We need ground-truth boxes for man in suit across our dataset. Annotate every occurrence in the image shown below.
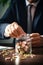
[0,0,43,47]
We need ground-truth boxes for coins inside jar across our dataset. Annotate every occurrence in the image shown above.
[15,34,32,55]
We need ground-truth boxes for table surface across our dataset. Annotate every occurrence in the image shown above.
[0,46,43,65]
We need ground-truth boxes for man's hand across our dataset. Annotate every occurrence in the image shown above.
[4,22,26,38]
[30,33,41,47]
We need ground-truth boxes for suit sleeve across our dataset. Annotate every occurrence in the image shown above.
[0,6,11,39]
[0,23,10,39]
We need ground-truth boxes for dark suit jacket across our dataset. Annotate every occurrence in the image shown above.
[0,0,43,39]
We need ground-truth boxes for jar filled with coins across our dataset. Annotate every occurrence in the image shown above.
[15,34,32,55]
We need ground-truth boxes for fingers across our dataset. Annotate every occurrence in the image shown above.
[4,22,26,38]
[10,25,26,38]
[11,22,18,29]
[30,33,40,37]
[30,33,40,41]
[30,36,40,42]
[16,26,26,37]
[30,33,41,46]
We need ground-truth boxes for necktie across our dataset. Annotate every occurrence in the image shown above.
[27,5,32,34]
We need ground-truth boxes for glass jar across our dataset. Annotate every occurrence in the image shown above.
[15,34,32,55]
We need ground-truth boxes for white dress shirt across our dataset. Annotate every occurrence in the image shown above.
[25,0,40,21]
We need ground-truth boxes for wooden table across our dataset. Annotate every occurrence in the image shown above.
[0,47,43,65]
[19,47,43,65]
